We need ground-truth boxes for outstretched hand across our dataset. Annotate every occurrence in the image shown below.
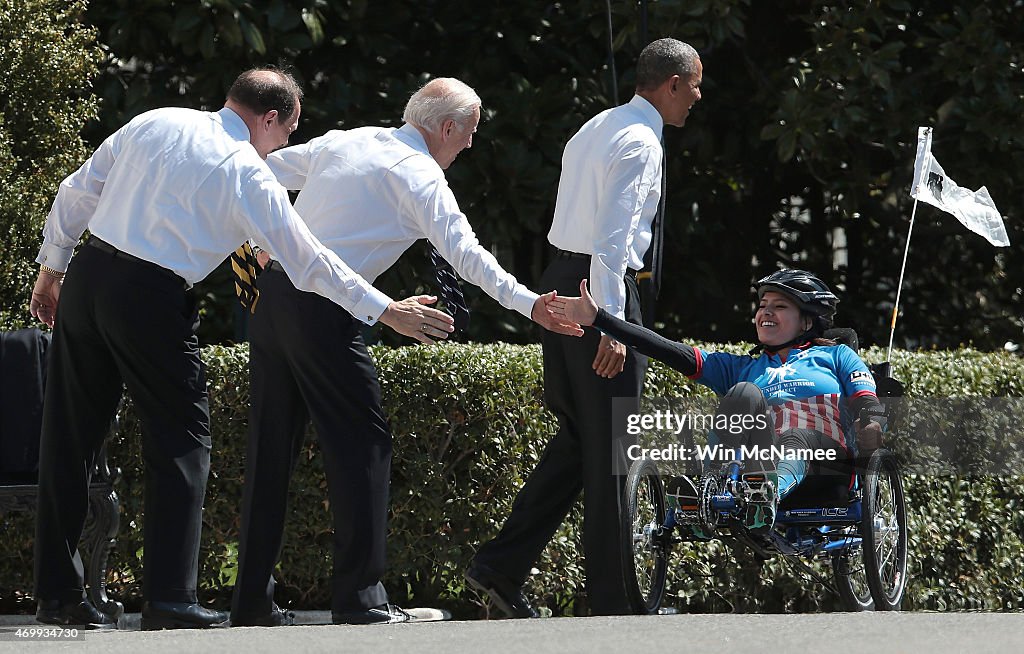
[531,292,584,337]
[547,280,623,378]
[378,295,455,344]
[547,279,600,327]
[30,271,61,328]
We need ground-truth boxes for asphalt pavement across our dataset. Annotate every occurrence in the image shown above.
[2,611,1023,653]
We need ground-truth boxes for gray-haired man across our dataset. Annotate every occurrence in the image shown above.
[230,78,581,626]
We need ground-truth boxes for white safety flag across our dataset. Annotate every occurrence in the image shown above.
[911,126,1009,247]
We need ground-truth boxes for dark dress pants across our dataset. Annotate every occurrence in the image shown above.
[35,243,210,604]
[473,256,647,615]
[231,266,391,619]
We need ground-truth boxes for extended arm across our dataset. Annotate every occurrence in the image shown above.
[593,308,698,375]
[238,170,454,343]
[552,279,698,375]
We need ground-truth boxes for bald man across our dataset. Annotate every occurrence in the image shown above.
[29,68,456,631]
[230,78,581,627]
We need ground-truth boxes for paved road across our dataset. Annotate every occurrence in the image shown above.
[1,611,1021,653]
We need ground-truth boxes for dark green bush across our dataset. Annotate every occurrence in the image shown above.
[0,0,101,329]
[2,342,1024,615]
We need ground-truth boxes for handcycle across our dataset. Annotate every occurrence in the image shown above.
[620,351,908,614]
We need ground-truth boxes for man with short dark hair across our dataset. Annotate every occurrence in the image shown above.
[29,67,454,631]
[467,38,703,617]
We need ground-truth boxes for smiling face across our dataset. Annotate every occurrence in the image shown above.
[666,59,703,127]
[755,290,811,347]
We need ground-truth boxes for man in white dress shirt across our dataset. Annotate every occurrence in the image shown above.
[467,39,703,617]
[28,68,455,631]
[229,78,581,626]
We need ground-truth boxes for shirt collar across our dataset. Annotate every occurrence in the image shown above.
[628,94,664,139]
[763,341,813,363]
[218,107,251,143]
[394,123,432,157]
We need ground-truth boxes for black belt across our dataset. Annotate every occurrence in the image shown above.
[553,249,640,279]
[554,248,590,261]
[86,237,187,287]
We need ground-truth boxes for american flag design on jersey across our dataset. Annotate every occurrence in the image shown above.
[771,393,846,450]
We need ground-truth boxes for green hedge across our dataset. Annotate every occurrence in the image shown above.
[2,342,1024,615]
[0,0,101,330]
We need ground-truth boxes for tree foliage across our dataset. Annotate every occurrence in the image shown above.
[0,0,101,329]
[3,0,1021,349]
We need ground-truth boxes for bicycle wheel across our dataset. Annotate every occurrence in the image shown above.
[832,548,875,611]
[860,449,907,611]
[621,458,670,614]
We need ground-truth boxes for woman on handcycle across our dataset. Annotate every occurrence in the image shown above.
[551,269,883,535]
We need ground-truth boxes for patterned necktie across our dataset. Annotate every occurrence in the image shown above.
[231,242,260,314]
[426,243,470,332]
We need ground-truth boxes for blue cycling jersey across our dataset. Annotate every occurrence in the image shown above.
[692,343,877,451]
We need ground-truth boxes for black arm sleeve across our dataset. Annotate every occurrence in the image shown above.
[592,307,699,376]
[849,392,884,423]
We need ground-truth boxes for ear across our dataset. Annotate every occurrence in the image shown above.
[263,109,279,129]
[442,119,456,139]
[669,74,680,94]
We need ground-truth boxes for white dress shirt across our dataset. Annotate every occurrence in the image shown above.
[547,94,664,319]
[266,123,538,320]
[37,107,391,324]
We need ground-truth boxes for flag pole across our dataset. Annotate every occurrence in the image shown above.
[887,197,920,362]
[888,126,935,363]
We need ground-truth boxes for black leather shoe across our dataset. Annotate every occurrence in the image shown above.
[36,599,117,630]
[231,603,296,627]
[141,601,229,630]
[466,562,539,619]
[332,604,411,625]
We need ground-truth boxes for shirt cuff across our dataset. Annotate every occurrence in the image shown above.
[601,304,626,321]
[350,286,393,326]
[511,286,540,320]
[36,243,74,272]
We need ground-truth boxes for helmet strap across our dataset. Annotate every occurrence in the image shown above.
[749,313,823,357]
[750,328,818,357]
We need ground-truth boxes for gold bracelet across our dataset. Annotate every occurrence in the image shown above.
[40,264,65,279]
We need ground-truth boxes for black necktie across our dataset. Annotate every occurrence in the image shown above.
[231,242,260,314]
[643,142,667,298]
[426,243,470,332]
[640,142,666,327]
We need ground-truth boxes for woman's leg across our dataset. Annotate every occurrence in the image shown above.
[776,429,843,500]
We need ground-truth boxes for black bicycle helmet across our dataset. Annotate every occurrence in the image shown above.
[755,269,839,325]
